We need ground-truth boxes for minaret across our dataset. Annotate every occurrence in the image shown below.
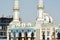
[36,0,44,40]
[37,0,44,21]
[13,0,20,21]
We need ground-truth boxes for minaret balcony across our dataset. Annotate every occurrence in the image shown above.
[13,6,19,11]
[37,5,44,9]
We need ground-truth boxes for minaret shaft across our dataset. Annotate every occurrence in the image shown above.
[38,9,43,20]
[37,0,44,21]
[13,0,19,21]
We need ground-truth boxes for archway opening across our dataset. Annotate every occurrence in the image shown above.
[56,29,60,39]
[57,32,60,39]
[42,31,45,40]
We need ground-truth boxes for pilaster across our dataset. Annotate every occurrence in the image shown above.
[36,29,40,40]
[7,29,11,40]
[40,28,42,40]
[50,28,52,40]
[45,29,47,40]
[7,31,9,40]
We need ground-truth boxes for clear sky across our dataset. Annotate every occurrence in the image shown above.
[0,0,60,24]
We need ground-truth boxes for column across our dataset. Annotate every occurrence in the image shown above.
[45,29,47,40]
[50,28,52,40]
[7,31,9,40]
[40,28,42,40]
[9,32,11,40]
[54,28,56,40]
[16,32,18,40]
[36,29,40,40]
[7,30,11,40]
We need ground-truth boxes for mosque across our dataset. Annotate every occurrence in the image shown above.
[0,0,60,40]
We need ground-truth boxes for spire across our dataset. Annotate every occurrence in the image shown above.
[38,0,44,9]
[37,0,44,21]
[13,0,20,21]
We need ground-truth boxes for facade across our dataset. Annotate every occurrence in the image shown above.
[0,17,13,39]
[0,0,60,40]
[0,17,21,39]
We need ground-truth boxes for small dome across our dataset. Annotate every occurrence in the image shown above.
[44,16,49,23]
[22,22,26,27]
[9,20,21,28]
[43,12,53,23]
[43,12,48,16]
[27,22,32,27]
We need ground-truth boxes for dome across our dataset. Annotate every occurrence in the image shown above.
[44,16,49,23]
[43,12,53,23]
[43,12,49,23]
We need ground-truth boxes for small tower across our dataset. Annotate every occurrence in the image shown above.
[13,0,20,21]
[7,0,21,40]
[9,0,21,27]
[37,0,44,21]
[36,0,44,27]
[36,0,44,40]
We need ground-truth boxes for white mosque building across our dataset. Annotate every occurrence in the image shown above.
[7,0,60,40]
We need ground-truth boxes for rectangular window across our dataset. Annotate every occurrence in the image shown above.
[3,32,7,36]
[2,26,6,30]
[0,32,3,36]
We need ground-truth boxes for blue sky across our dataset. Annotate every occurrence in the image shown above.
[0,0,60,24]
